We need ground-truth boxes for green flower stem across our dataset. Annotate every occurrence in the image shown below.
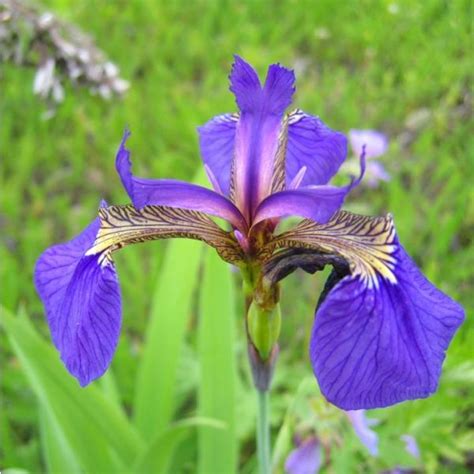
[256,388,271,474]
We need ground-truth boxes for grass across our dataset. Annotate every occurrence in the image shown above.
[1,0,472,472]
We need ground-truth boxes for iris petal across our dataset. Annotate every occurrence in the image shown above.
[230,56,295,218]
[310,242,464,409]
[34,212,121,386]
[252,185,351,226]
[270,211,464,409]
[286,110,348,187]
[253,156,365,226]
[285,437,322,474]
[198,113,238,195]
[115,130,248,232]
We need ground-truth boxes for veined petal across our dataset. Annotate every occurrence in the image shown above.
[252,185,350,227]
[86,204,244,264]
[116,130,248,232]
[253,154,365,227]
[230,56,295,219]
[271,211,464,409]
[286,110,347,187]
[198,113,238,195]
[34,210,122,386]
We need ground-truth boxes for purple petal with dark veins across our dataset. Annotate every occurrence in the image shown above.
[34,210,121,386]
[310,242,465,410]
[116,130,248,232]
[230,56,295,219]
[286,110,347,187]
[253,148,365,226]
[198,113,238,195]
[253,184,351,226]
[285,437,322,474]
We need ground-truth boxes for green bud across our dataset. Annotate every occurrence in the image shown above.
[247,301,281,360]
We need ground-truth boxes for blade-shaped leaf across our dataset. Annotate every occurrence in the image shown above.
[39,405,81,474]
[0,307,142,472]
[133,239,203,437]
[197,249,238,474]
[133,418,224,474]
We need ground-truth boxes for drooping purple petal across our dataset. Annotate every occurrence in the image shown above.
[346,410,379,456]
[286,110,347,187]
[230,56,295,219]
[198,113,238,195]
[310,241,465,409]
[253,153,365,226]
[365,160,391,187]
[285,437,322,474]
[115,130,248,232]
[34,211,121,386]
[349,129,388,160]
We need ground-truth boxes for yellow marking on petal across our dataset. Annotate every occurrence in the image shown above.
[85,205,244,264]
[266,211,398,287]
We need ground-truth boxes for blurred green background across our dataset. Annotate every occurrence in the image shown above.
[1,0,472,472]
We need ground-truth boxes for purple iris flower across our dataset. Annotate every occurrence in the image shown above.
[348,129,390,187]
[345,410,379,456]
[285,437,322,474]
[35,56,464,410]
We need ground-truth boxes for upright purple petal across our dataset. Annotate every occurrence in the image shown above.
[116,130,248,232]
[310,241,465,409]
[34,211,121,386]
[286,110,347,187]
[230,56,295,219]
[198,113,238,195]
[346,410,379,456]
[349,129,388,160]
[285,437,321,474]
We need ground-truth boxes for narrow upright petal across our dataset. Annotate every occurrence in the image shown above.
[349,129,388,160]
[34,209,121,386]
[230,56,295,219]
[116,130,248,232]
[272,211,465,409]
[285,437,322,474]
[400,434,420,459]
[286,110,347,187]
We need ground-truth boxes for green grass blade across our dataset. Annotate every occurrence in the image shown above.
[133,417,224,474]
[39,405,81,474]
[0,306,142,472]
[133,239,203,438]
[197,249,238,474]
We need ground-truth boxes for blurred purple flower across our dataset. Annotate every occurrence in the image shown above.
[348,129,390,187]
[346,410,379,456]
[349,129,388,159]
[285,437,322,474]
[400,434,420,459]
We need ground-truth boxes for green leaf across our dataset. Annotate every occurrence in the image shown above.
[39,405,81,474]
[0,307,142,472]
[133,417,224,474]
[133,239,203,438]
[197,249,238,474]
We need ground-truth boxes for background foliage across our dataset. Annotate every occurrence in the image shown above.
[1,0,472,472]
